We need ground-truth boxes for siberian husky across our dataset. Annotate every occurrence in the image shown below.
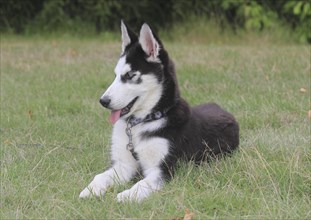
[80,21,239,202]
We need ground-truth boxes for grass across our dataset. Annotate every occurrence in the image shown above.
[1,33,310,219]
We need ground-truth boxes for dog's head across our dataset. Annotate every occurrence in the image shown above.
[100,21,166,124]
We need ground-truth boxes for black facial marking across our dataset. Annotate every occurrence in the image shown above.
[121,71,136,82]
[121,71,142,84]
[124,43,163,83]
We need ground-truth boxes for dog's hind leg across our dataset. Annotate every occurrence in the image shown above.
[79,162,138,198]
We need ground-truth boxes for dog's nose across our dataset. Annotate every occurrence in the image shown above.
[99,96,111,108]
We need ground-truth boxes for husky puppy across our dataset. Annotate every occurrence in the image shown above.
[80,21,239,202]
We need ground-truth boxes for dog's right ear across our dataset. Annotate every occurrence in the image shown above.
[121,20,137,53]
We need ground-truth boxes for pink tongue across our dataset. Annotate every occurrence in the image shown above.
[109,110,122,124]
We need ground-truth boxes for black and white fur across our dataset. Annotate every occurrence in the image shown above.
[79,21,239,202]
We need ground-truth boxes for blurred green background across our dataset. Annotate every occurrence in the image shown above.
[1,0,310,43]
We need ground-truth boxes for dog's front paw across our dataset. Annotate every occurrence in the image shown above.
[79,175,107,198]
[117,189,132,202]
[79,187,92,198]
[117,189,142,203]
[117,185,148,203]
[79,184,105,198]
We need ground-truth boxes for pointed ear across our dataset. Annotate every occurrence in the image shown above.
[139,23,160,59]
[120,20,138,53]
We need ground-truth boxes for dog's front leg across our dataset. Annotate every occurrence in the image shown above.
[117,167,164,203]
[116,137,170,202]
[79,162,137,198]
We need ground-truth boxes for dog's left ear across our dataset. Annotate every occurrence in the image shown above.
[139,23,160,60]
[121,20,138,53]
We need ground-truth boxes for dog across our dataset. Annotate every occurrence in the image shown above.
[79,21,239,202]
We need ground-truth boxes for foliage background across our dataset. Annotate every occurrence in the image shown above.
[1,0,310,43]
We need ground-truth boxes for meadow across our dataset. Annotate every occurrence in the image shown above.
[1,33,310,219]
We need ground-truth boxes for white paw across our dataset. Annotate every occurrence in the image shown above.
[79,187,92,198]
[117,189,133,202]
[117,189,143,203]
[79,184,105,198]
[116,183,151,203]
[79,175,107,198]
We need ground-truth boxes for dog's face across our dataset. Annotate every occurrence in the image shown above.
[100,21,164,124]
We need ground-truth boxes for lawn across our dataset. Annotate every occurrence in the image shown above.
[1,35,310,219]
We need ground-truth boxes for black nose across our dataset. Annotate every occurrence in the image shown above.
[99,96,111,108]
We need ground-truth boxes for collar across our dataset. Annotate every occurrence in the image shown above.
[126,98,179,128]
[126,109,168,128]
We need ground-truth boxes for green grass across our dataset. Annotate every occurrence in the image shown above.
[1,35,310,219]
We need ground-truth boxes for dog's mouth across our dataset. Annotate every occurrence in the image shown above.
[109,97,138,124]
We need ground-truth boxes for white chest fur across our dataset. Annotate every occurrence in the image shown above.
[110,119,170,173]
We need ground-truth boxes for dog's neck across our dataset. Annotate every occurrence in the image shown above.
[126,107,172,128]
